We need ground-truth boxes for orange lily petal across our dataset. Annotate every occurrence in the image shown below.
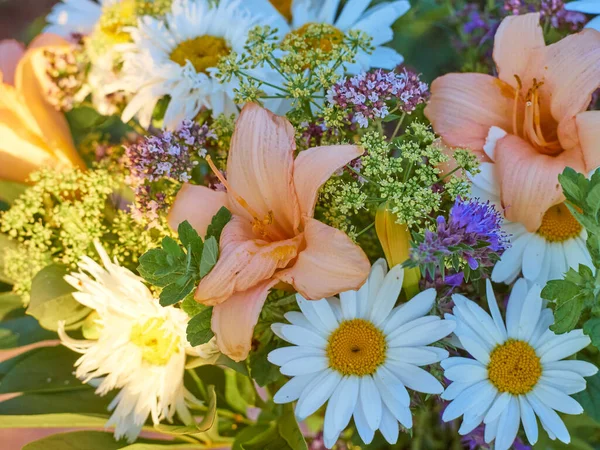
[227,103,300,236]
[14,39,84,169]
[0,40,25,85]
[275,218,370,300]
[195,216,302,305]
[211,279,278,362]
[168,184,229,237]
[293,144,364,218]
[534,29,600,124]
[495,134,586,231]
[575,111,600,173]
[493,13,544,90]
[424,73,514,152]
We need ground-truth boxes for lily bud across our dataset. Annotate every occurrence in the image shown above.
[375,202,420,298]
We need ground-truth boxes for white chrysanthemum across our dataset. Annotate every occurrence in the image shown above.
[565,1,600,31]
[442,279,598,450]
[45,0,108,37]
[269,260,455,449]
[59,242,219,442]
[109,0,273,129]
[245,0,409,73]
[471,127,592,286]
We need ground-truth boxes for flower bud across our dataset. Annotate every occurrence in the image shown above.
[375,202,420,298]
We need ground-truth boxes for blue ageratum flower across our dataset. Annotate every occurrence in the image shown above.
[409,198,510,280]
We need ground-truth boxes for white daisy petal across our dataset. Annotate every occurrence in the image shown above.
[279,324,328,349]
[267,345,325,366]
[387,361,444,394]
[494,396,520,450]
[517,284,542,341]
[526,393,571,444]
[486,279,508,339]
[458,335,491,365]
[280,356,329,376]
[388,319,455,347]
[531,384,584,415]
[379,403,400,444]
[441,381,475,401]
[505,278,528,337]
[373,366,410,406]
[388,346,448,366]
[359,375,382,431]
[484,415,500,444]
[283,311,324,336]
[440,356,480,370]
[369,263,404,326]
[539,333,591,363]
[297,296,337,334]
[529,309,554,348]
[386,316,440,343]
[519,396,538,445]
[483,392,511,424]
[273,372,321,404]
[522,235,546,281]
[339,290,358,320]
[334,0,371,29]
[543,360,599,377]
[383,288,436,334]
[296,369,342,420]
[444,363,488,383]
[492,234,533,283]
[353,401,375,444]
[540,372,587,395]
[442,380,489,422]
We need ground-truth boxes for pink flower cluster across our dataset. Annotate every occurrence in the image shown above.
[327,69,429,128]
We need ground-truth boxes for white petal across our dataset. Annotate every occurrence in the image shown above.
[444,363,488,383]
[529,309,554,348]
[279,324,328,349]
[280,356,329,376]
[492,234,533,283]
[387,346,448,366]
[539,333,591,363]
[486,279,508,339]
[368,46,404,69]
[494,396,520,450]
[388,361,444,394]
[522,235,546,281]
[379,403,400,443]
[441,381,474,401]
[526,393,571,444]
[297,296,337,334]
[295,370,342,420]
[484,392,511,424]
[388,319,455,347]
[452,294,499,348]
[268,345,324,366]
[373,365,410,406]
[485,415,500,443]
[386,316,439,343]
[369,263,404,326]
[340,290,357,320]
[353,399,375,444]
[459,335,491,365]
[359,375,382,431]
[383,288,436,334]
[543,360,599,377]
[516,284,543,341]
[519,396,538,445]
[442,380,489,422]
[330,376,360,433]
[441,356,480,370]
[283,311,324,336]
[334,0,371,29]
[273,372,321,404]
[540,372,587,395]
[505,278,528,338]
[531,384,584,415]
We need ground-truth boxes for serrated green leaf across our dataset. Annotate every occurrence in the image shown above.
[587,184,600,220]
[559,167,588,206]
[575,372,600,422]
[541,279,579,302]
[137,248,184,287]
[583,318,600,349]
[178,220,203,260]
[200,236,219,278]
[181,293,205,317]
[159,275,195,306]
[187,306,214,346]
[551,293,586,334]
[27,264,90,331]
[278,403,308,450]
[206,207,232,242]
[162,236,184,258]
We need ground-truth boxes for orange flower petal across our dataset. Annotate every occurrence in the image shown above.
[293,144,364,218]
[211,279,278,362]
[227,103,300,236]
[0,39,25,85]
[167,184,229,237]
[492,13,544,90]
[275,218,370,300]
[195,216,302,305]
[575,111,600,172]
[495,134,586,231]
[424,73,513,152]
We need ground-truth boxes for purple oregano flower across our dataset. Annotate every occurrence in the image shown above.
[410,197,510,275]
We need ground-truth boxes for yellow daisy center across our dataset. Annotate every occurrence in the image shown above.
[289,23,344,53]
[270,0,293,22]
[170,36,231,74]
[326,319,387,376]
[537,203,582,242]
[488,339,542,395]
[130,317,180,366]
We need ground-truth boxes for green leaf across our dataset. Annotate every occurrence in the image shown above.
[137,248,184,287]
[0,315,55,347]
[575,372,600,422]
[225,370,256,413]
[382,113,401,122]
[278,403,308,450]
[0,389,114,415]
[0,328,18,349]
[0,292,24,320]
[0,346,85,395]
[23,431,123,450]
[250,339,283,387]
[159,275,195,307]
[0,413,107,428]
[181,293,205,317]
[559,167,588,206]
[551,293,586,334]
[541,279,580,302]
[187,306,214,346]
[162,236,184,258]
[199,236,219,278]
[27,264,90,331]
[206,207,232,242]
[238,423,287,450]
[178,220,203,261]
[583,318,600,349]
[587,184,600,220]
[197,385,218,431]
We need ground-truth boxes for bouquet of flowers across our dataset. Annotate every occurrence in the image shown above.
[1,0,600,449]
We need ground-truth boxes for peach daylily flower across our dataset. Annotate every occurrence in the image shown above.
[0,34,84,183]
[425,13,600,232]
[169,103,370,361]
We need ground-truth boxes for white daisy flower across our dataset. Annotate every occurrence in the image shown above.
[269,260,455,448]
[471,126,592,286]
[442,279,598,450]
[245,0,410,73]
[45,0,108,38]
[59,241,219,442]
[565,0,600,31]
[110,0,274,129]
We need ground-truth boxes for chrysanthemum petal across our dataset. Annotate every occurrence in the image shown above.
[519,396,539,446]
[531,384,584,415]
[383,288,436,334]
[296,369,342,420]
[494,396,520,450]
[273,372,321,404]
[526,393,571,444]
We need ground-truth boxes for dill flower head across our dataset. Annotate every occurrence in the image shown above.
[411,197,510,271]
